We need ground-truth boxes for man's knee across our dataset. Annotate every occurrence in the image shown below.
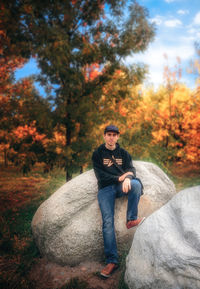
[130,179,142,194]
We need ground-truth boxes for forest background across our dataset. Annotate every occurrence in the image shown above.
[0,0,200,288]
[1,0,200,178]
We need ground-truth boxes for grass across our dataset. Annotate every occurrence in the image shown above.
[0,161,199,289]
[117,248,130,289]
[0,164,66,289]
[169,162,200,192]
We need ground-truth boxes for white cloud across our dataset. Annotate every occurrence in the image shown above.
[180,35,196,43]
[177,9,189,15]
[150,15,163,25]
[164,19,182,27]
[187,26,200,40]
[193,11,200,25]
[124,39,195,88]
[187,19,200,40]
[123,2,197,88]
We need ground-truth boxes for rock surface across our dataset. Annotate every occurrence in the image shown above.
[125,186,200,289]
[31,161,176,266]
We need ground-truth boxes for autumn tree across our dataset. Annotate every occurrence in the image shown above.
[103,53,200,166]
[0,16,24,166]
[0,9,54,170]
[0,69,53,171]
[0,56,24,166]
[131,78,200,165]
[2,0,155,179]
[91,67,147,150]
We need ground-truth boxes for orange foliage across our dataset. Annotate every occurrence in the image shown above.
[13,124,46,142]
[140,83,200,163]
[84,63,101,82]
[71,0,77,5]
[0,22,47,167]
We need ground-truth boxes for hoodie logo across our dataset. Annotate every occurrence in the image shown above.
[103,156,122,167]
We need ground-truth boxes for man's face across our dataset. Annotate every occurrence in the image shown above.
[104,131,119,149]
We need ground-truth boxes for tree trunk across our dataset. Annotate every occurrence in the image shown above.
[65,107,72,181]
[66,170,72,182]
[4,148,8,167]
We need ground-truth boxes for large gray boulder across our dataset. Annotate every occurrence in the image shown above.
[125,186,200,289]
[31,161,176,266]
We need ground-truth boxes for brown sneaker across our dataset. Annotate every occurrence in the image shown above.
[126,217,145,229]
[100,263,118,278]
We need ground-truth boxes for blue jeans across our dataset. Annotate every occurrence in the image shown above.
[97,179,142,264]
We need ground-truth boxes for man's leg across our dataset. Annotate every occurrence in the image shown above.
[116,179,144,228]
[97,185,118,265]
[126,179,142,222]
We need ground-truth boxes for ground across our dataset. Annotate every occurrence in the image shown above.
[29,258,122,289]
[0,162,199,289]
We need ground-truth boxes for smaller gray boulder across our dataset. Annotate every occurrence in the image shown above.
[125,186,200,289]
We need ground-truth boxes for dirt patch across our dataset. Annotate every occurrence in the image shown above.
[0,167,48,212]
[29,258,123,289]
[170,162,200,178]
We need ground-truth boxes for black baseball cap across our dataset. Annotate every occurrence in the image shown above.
[104,125,120,134]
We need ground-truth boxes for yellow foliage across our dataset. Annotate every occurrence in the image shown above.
[53,131,66,146]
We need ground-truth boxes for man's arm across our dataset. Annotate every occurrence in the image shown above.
[92,151,119,183]
[120,150,137,193]
[118,172,134,182]
[123,150,136,177]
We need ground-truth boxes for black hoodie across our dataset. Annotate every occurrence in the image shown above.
[92,143,136,190]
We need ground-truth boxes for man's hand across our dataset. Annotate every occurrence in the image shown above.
[118,171,134,182]
[122,178,131,193]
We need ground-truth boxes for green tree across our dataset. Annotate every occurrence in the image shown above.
[2,0,155,179]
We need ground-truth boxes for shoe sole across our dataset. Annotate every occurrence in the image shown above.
[100,266,118,278]
[138,217,146,227]
[127,217,146,229]
[100,273,110,278]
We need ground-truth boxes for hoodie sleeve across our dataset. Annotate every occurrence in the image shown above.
[92,150,119,184]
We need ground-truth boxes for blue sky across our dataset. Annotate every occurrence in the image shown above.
[125,0,200,88]
[15,0,200,92]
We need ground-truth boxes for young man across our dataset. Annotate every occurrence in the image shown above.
[92,125,144,278]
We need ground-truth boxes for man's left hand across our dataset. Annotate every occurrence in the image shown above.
[122,178,131,193]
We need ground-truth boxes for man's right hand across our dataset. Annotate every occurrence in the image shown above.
[122,177,131,193]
